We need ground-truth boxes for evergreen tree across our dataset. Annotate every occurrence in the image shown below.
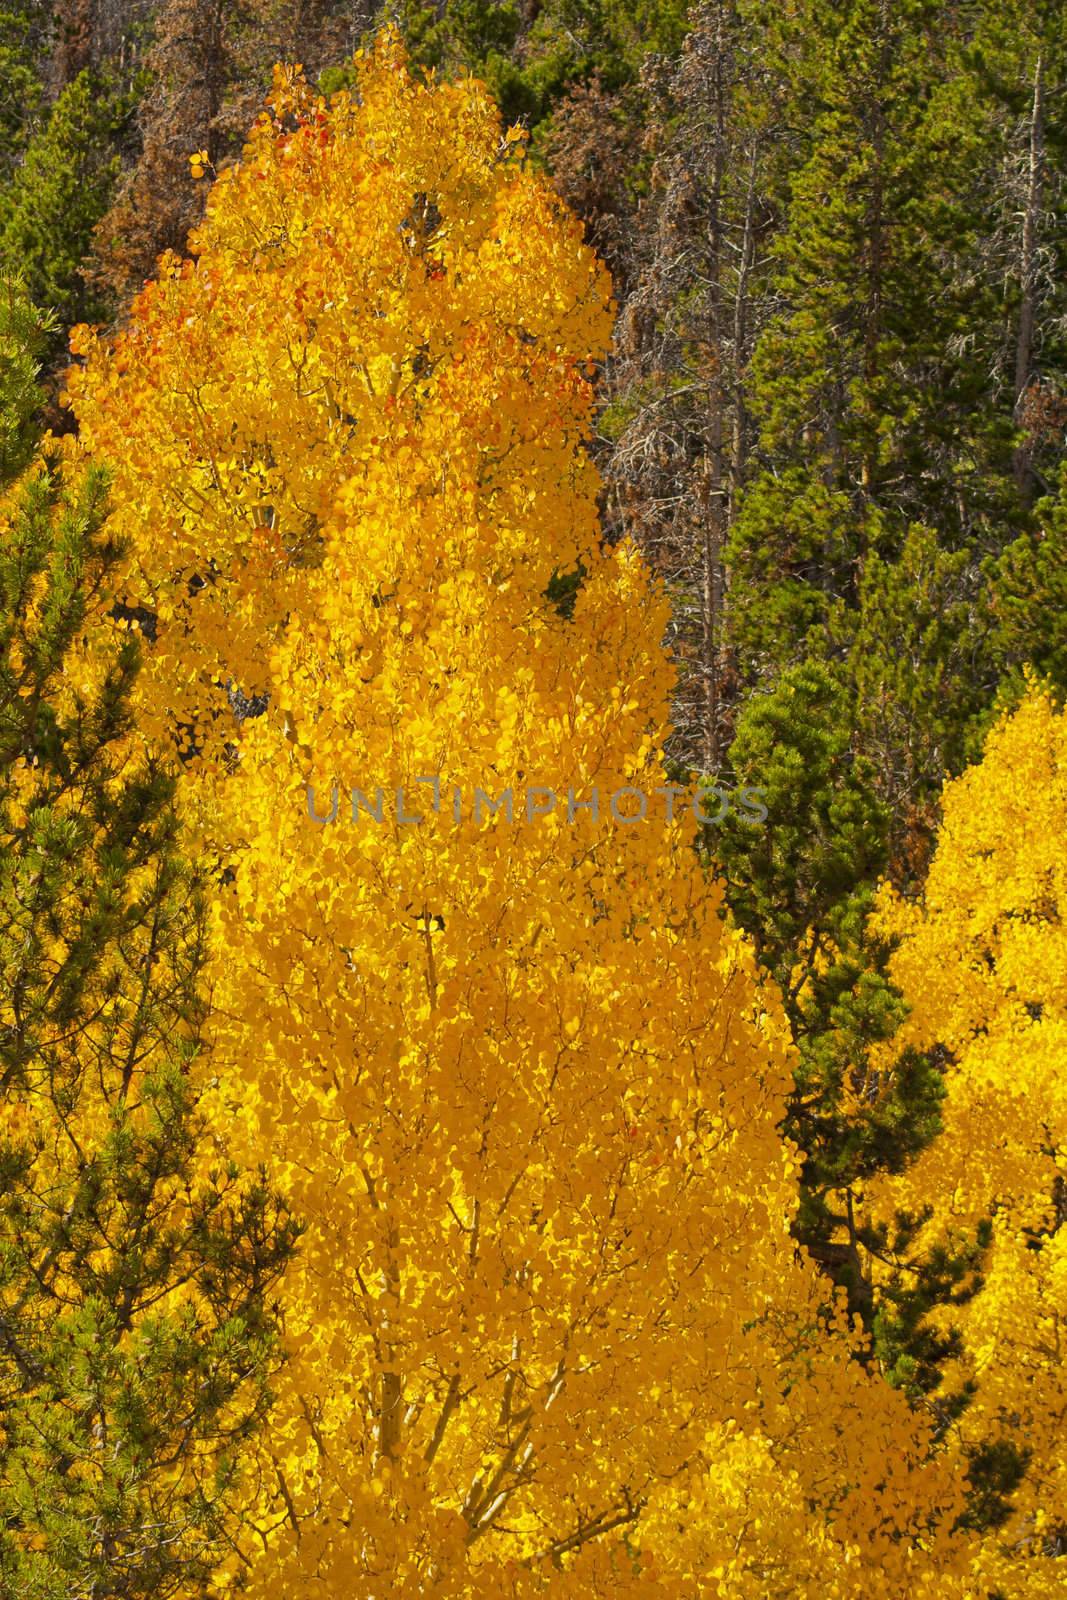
[851,526,996,878]
[0,283,297,1596]
[725,1,1015,694]
[958,0,1067,507]
[0,68,129,335]
[656,0,1067,1356]
[0,1,45,183]
[0,278,53,482]
[387,0,689,134]
[988,461,1067,705]
[717,0,1067,844]
[710,661,946,1318]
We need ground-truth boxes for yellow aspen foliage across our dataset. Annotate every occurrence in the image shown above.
[65,31,977,1597]
[867,685,1067,1596]
[0,447,297,1590]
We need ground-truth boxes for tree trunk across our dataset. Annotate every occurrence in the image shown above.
[1013,52,1044,498]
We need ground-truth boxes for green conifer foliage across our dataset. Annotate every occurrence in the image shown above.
[710,662,944,1313]
[988,465,1067,704]
[0,69,128,336]
[0,1,44,184]
[388,0,689,132]
[0,295,297,1598]
[725,0,1014,689]
[0,278,53,482]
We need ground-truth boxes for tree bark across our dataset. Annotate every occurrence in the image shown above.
[1013,52,1045,498]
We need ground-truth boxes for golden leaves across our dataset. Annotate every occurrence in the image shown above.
[67,28,980,1600]
[865,686,1067,1579]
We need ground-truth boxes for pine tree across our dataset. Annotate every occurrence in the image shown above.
[988,463,1067,704]
[649,0,1061,1362]
[0,1,45,183]
[0,278,53,481]
[717,0,1067,843]
[0,278,297,1596]
[0,67,129,336]
[850,526,996,876]
[710,661,946,1320]
[389,0,690,135]
[725,1,1014,696]
[956,0,1067,508]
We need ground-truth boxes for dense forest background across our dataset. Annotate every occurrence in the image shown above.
[1,0,1066,1577]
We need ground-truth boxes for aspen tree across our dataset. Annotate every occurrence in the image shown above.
[65,35,974,1596]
